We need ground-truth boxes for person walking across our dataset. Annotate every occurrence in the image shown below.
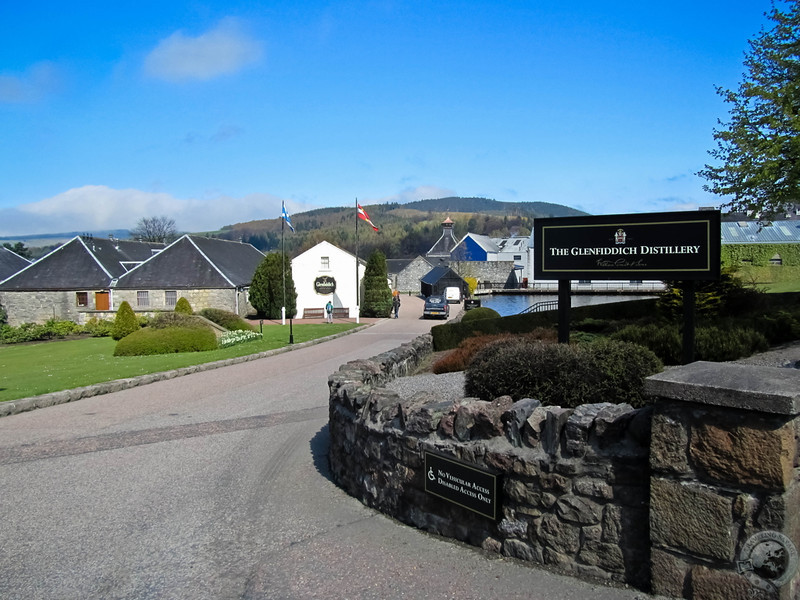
[392,294,401,319]
[325,300,334,323]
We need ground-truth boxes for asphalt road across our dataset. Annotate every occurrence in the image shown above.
[0,297,653,600]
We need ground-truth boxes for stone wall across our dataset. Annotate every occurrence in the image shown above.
[646,362,800,600]
[328,335,652,588]
[451,260,517,287]
[328,338,800,599]
[1,290,82,326]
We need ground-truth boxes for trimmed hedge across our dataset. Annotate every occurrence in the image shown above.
[174,297,193,315]
[460,307,501,323]
[199,308,253,331]
[465,338,662,408]
[0,319,80,344]
[113,326,218,356]
[149,312,208,329]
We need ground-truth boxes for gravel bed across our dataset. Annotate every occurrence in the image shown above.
[385,371,467,403]
[728,340,800,369]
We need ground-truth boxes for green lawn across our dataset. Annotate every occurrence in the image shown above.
[0,323,358,403]
[763,280,800,293]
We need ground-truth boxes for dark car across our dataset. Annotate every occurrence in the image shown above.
[422,295,450,319]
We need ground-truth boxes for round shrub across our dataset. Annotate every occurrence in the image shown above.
[113,326,217,356]
[199,308,253,331]
[460,307,501,323]
[465,338,662,408]
[111,301,140,341]
[174,297,193,315]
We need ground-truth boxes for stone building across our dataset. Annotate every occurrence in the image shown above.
[113,235,264,317]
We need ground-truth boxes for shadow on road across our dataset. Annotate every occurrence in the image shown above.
[309,424,334,482]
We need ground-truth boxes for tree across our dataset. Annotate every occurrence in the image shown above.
[111,301,140,340]
[3,241,32,259]
[249,252,297,319]
[130,216,178,243]
[699,1,800,218]
[360,249,392,318]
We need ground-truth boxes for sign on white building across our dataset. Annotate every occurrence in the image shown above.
[292,240,365,318]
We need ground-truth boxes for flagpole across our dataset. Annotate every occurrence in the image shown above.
[355,198,360,324]
[281,209,286,326]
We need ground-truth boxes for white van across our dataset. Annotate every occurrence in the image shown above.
[444,286,461,304]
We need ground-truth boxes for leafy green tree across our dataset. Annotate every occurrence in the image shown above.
[174,297,193,315]
[699,2,800,218]
[111,301,140,340]
[3,241,32,259]
[360,249,392,317]
[250,252,297,319]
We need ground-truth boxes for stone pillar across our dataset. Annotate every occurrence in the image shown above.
[645,362,800,600]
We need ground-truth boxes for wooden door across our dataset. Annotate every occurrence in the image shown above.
[95,291,110,310]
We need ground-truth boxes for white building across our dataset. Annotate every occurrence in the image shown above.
[292,240,365,318]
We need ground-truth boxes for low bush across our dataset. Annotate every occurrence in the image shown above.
[460,307,501,323]
[695,326,768,361]
[111,301,140,340]
[199,308,253,331]
[465,338,662,408]
[113,326,217,356]
[0,319,80,344]
[432,329,556,374]
[612,323,682,365]
[82,317,114,337]
[149,312,208,329]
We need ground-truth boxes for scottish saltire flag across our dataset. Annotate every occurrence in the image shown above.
[357,203,379,231]
[281,201,295,232]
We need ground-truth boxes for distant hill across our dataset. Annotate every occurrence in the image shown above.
[214,197,588,258]
[402,197,587,218]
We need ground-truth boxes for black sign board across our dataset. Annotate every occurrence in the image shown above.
[314,275,336,295]
[533,210,721,281]
[424,451,500,520]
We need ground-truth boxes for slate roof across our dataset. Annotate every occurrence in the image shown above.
[0,247,30,283]
[115,235,264,289]
[386,258,417,275]
[426,220,459,258]
[721,221,800,244]
[420,265,464,285]
[0,236,164,291]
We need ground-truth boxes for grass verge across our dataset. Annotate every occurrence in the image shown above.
[0,323,358,403]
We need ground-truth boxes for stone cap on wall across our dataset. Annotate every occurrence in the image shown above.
[645,361,800,416]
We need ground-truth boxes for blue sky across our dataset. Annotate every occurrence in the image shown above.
[0,1,772,236]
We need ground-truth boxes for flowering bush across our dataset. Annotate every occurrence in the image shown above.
[219,330,262,348]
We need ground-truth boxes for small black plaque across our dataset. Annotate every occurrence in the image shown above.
[424,451,500,520]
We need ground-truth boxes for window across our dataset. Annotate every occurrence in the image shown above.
[165,290,177,307]
[76,292,88,307]
[513,255,522,261]
[137,291,150,307]
[321,256,330,270]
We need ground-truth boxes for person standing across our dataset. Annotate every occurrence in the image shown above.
[392,294,401,319]
[325,300,334,323]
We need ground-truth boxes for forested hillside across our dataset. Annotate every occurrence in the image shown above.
[212,197,587,258]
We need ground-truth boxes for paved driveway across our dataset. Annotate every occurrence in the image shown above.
[0,296,651,599]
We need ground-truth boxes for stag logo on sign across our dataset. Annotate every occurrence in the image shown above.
[737,530,798,597]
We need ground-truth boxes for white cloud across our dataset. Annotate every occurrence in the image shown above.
[0,185,294,236]
[144,18,263,82]
[0,61,62,103]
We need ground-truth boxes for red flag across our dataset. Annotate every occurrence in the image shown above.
[357,204,379,231]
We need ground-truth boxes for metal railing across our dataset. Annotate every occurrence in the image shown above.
[518,300,559,314]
